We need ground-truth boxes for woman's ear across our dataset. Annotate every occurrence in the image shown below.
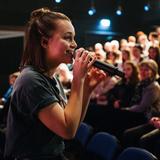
[41,37,48,48]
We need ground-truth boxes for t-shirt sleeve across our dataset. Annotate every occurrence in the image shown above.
[13,72,60,117]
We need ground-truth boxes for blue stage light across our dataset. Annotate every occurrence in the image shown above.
[55,0,62,3]
[100,19,111,28]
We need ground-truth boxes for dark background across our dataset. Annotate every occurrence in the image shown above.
[0,0,160,95]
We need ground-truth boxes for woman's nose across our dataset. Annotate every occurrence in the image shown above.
[71,40,77,49]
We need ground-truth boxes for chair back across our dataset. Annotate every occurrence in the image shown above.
[117,147,158,160]
[75,122,93,146]
[86,132,120,160]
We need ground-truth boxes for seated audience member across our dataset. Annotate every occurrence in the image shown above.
[118,49,131,71]
[0,72,20,127]
[91,73,119,106]
[55,63,73,98]
[155,26,160,42]
[106,51,120,67]
[107,59,160,138]
[90,49,119,106]
[104,41,112,54]
[119,39,128,51]
[140,117,160,158]
[123,116,160,159]
[0,72,20,105]
[128,35,136,42]
[125,59,160,120]
[94,42,106,62]
[131,44,144,64]
[137,33,150,57]
[107,61,139,109]
[148,32,159,47]
[148,46,160,76]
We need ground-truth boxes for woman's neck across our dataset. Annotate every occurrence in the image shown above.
[44,67,57,78]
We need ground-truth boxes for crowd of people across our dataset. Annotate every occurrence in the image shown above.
[0,7,160,160]
[54,26,160,158]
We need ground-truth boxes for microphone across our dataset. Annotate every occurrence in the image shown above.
[92,59,124,77]
[66,50,124,77]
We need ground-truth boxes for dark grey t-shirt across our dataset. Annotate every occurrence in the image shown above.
[4,66,67,158]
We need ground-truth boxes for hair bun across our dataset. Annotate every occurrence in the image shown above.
[31,7,51,19]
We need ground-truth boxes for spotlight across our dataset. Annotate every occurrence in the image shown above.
[144,4,150,11]
[55,0,62,3]
[116,6,122,16]
[88,0,96,16]
[100,19,111,29]
[88,7,96,16]
[116,10,122,16]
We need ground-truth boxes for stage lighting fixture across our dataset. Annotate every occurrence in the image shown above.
[144,4,150,11]
[100,19,111,28]
[88,7,96,16]
[55,0,62,3]
[116,6,122,16]
[88,0,96,16]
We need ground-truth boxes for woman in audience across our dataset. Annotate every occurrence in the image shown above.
[107,61,139,109]
[125,59,160,119]
[148,46,160,76]
[140,116,160,158]
[131,44,144,64]
[123,60,160,151]
[107,59,160,139]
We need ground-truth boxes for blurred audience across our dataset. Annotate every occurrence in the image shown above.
[107,61,139,109]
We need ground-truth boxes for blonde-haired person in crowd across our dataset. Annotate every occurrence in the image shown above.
[4,8,106,160]
[104,41,112,53]
[148,32,159,47]
[125,59,160,119]
[128,35,136,49]
[137,33,150,58]
[119,39,128,51]
[123,60,160,158]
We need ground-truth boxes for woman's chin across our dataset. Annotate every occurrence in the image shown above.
[64,57,73,64]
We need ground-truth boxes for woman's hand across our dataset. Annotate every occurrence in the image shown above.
[84,67,106,93]
[72,48,93,83]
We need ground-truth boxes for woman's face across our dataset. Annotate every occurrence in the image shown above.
[149,48,157,59]
[122,51,129,61]
[46,20,77,67]
[123,64,133,79]
[139,65,153,81]
[132,47,141,58]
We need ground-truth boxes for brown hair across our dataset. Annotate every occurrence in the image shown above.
[124,61,139,85]
[139,59,159,80]
[20,8,71,72]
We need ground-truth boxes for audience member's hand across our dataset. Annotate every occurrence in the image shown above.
[113,100,120,109]
[149,117,160,129]
[153,120,160,129]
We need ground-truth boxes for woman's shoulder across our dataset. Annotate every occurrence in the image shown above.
[145,81,160,92]
[15,66,47,89]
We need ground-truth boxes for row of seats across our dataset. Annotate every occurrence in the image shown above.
[71,122,158,160]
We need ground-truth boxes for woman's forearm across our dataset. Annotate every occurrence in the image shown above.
[64,78,85,136]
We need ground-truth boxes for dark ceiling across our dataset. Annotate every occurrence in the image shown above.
[0,0,160,44]
[0,0,160,94]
